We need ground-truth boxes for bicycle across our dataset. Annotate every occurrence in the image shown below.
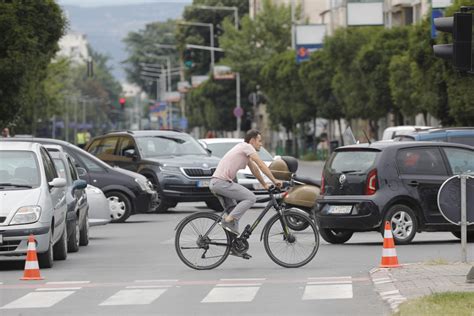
[174,184,320,270]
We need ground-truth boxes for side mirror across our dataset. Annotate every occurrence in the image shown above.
[76,167,87,177]
[49,177,67,188]
[72,179,88,191]
[124,148,137,159]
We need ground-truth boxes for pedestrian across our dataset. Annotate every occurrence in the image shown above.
[1,127,11,138]
[209,129,282,258]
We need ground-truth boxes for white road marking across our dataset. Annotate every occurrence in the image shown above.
[202,287,260,303]
[134,279,178,283]
[307,276,352,281]
[219,278,266,281]
[1,291,74,309]
[302,284,353,300]
[46,281,90,284]
[36,287,82,291]
[307,280,352,285]
[126,285,172,289]
[99,289,166,306]
[216,283,262,287]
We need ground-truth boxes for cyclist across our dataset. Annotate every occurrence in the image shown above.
[210,129,282,238]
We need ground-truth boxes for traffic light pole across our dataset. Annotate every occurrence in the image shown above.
[178,21,215,72]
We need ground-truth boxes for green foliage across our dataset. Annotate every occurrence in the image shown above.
[0,0,66,128]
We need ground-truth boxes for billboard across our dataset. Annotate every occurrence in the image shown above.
[213,65,235,80]
[347,1,383,26]
[295,24,326,63]
[164,92,181,103]
[177,81,191,93]
[191,75,208,88]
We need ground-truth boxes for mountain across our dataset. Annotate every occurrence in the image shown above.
[61,2,188,81]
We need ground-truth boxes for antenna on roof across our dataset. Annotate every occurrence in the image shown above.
[362,130,372,145]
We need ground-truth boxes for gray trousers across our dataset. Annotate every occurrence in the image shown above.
[209,178,257,220]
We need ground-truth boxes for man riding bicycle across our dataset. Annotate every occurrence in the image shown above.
[210,130,283,238]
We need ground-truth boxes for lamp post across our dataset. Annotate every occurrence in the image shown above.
[178,21,215,72]
[190,5,239,30]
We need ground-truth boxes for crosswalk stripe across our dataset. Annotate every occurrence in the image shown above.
[99,289,167,306]
[1,291,75,309]
[36,287,82,291]
[302,284,353,300]
[202,287,260,303]
[46,281,90,285]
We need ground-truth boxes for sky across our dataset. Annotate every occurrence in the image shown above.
[57,0,191,7]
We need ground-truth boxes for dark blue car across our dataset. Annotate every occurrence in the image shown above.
[395,127,474,147]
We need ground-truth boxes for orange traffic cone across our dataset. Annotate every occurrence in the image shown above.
[380,221,401,268]
[21,234,43,280]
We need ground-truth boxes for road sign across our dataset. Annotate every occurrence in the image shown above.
[437,175,474,225]
[233,107,243,118]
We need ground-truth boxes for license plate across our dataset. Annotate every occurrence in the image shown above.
[328,205,352,214]
[196,180,210,188]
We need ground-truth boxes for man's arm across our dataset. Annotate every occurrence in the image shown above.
[249,153,282,187]
[248,160,267,188]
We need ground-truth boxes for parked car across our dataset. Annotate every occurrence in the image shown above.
[394,127,474,147]
[2,137,158,223]
[381,126,433,140]
[0,142,69,268]
[315,141,474,244]
[199,138,276,202]
[85,130,221,212]
[85,185,111,227]
[46,146,89,253]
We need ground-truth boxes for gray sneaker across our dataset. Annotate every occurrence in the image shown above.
[219,220,239,235]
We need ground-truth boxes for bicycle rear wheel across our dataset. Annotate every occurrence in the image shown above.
[263,210,319,268]
[175,212,231,270]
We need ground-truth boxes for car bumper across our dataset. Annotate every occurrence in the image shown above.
[315,196,381,231]
[0,224,50,256]
[134,190,159,213]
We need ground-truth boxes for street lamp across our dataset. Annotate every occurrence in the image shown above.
[177,21,215,71]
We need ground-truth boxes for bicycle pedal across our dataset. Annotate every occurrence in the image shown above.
[241,253,252,260]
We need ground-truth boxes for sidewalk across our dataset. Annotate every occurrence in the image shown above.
[370,262,474,313]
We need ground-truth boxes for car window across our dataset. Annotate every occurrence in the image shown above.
[77,154,106,172]
[442,147,474,175]
[53,158,69,182]
[118,137,136,157]
[0,150,41,188]
[68,157,79,181]
[92,137,119,158]
[328,151,378,174]
[87,139,102,155]
[40,148,58,182]
[396,147,448,175]
[206,142,273,161]
[136,135,208,157]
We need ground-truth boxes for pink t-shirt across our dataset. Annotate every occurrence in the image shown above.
[212,142,256,181]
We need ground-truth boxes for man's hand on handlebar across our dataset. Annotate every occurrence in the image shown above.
[273,180,283,188]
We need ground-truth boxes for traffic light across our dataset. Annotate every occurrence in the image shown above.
[183,49,194,69]
[87,59,94,77]
[433,10,473,72]
[119,98,126,110]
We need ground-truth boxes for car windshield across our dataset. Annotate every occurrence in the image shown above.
[206,142,273,161]
[53,158,69,182]
[0,150,40,189]
[136,135,208,158]
[329,151,378,174]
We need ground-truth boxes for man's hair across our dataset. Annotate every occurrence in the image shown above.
[244,129,261,143]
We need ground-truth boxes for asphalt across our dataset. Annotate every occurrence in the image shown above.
[370,262,474,313]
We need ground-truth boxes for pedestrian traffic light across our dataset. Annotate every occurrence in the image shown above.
[119,98,126,110]
[433,10,473,72]
[183,49,194,69]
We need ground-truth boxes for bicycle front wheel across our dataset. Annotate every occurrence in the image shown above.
[263,210,319,268]
[175,212,231,270]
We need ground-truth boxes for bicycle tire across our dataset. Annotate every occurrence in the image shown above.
[263,210,319,268]
[175,212,232,270]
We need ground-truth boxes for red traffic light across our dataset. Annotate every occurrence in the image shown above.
[119,98,126,105]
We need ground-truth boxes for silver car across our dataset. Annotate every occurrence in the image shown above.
[86,185,111,227]
[0,142,68,268]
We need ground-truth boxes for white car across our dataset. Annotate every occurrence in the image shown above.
[199,138,277,199]
[0,141,68,268]
[86,185,111,227]
[382,126,433,140]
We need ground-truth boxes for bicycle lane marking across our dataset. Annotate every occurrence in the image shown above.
[302,276,353,300]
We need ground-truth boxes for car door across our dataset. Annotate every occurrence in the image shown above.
[68,156,87,222]
[40,148,66,241]
[114,136,140,172]
[396,147,449,224]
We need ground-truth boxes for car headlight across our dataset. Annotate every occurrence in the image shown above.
[10,206,41,225]
[159,164,181,174]
[135,178,152,192]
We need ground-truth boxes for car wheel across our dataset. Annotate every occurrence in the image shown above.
[106,191,132,223]
[451,231,474,242]
[206,199,224,212]
[53,226,68,260]
[67,216,80,253]
[319,228,353,244]
[38,231,54,268]
[79,212,89,246]
[384,204,418,245]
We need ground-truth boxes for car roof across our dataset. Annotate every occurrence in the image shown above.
[400,127,474,136]
[100,130,185,138]
[336,141,474,151]
[0,141,41,151]
[200,138,243,144]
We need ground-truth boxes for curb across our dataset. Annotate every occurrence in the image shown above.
[370,267,407,313]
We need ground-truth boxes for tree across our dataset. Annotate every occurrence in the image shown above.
[0,0,66,128]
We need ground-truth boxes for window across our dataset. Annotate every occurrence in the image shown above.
[92,137,119,157]
[41,148,58,182]
[87,139,102,156]
[68,157,78,181]
[78,154,105,172]
[53,159,68,181]
[329,151,378,174]
[118,137,136,157]
[136,135,208,158]
[443,147,474,175]
[0,151,41,187]
[397,148,447,175]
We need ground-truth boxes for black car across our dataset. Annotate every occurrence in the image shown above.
[316,141,474,244]
[85,130,221,212]
[2,137,158,223]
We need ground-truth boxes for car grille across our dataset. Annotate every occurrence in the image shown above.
[182,168,216,178]
[0,217,5,223]
[0,240,21,252]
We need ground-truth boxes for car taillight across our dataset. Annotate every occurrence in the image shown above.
[365,169,378,195]
[321,175,325,194]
